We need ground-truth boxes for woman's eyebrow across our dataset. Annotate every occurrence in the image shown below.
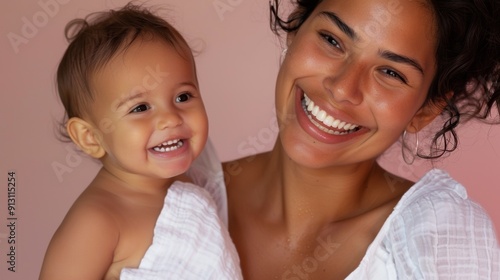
[379,50,424,74]
[318,11,358,41]
[318,11,425,75]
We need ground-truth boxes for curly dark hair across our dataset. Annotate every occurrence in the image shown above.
[270,0,500,158]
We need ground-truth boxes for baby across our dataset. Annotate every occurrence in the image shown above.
[40,3,241,279]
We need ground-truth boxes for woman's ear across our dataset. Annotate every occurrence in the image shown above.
[406,101,444,133]
[66,117,106,159]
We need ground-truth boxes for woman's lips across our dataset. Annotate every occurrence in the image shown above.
[302,93,361,135]
[294,87,366,144]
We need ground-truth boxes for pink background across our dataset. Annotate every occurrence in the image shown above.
[1,0,499,279]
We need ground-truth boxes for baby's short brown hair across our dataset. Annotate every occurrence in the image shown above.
[57,3,192,140]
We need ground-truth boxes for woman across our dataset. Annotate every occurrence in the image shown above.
[224,0,500,279]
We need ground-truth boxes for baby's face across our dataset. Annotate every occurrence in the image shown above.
[87,39,208,179]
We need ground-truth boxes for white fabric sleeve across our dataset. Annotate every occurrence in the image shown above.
[390,187,500,279]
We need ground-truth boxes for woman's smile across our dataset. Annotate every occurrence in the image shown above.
[294,86,368,145]
[302,93,361,135]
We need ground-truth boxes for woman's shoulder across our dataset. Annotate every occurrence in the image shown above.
[381,169,500,278]
[390,169,498,248]
[394,169,487,220]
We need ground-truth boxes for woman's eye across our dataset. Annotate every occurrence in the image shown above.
[382,69,407,84]
[175,93,192,103]
[320,32,341,49]
[130,104,150,113]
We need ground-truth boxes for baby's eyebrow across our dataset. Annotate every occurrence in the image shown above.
[115,92,146,110]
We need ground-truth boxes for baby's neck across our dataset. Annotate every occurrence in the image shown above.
[95,167,179,196]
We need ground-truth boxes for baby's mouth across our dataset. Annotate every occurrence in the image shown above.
[152,139,184,152]
[302,93,361,135]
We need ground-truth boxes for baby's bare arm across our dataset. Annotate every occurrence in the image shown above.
[40,197,119,280]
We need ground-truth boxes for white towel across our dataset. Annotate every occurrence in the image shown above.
[120,139,243,280]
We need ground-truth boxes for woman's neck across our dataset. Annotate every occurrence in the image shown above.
[259,141,406,237]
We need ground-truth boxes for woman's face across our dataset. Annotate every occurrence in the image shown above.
[275,0,438,168]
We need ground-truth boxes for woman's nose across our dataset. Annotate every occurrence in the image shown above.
[323,64,365,105]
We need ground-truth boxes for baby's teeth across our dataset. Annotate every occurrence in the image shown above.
[165,139,178,146]
[153,139,183,152]
[153,147,163,152]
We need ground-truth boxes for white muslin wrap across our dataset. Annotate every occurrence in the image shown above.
[120,139,243,280]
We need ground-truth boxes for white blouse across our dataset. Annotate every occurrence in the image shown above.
[346,169,500,279]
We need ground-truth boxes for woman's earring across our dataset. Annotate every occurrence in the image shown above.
[280,48,288,64]
[401,130,419,165]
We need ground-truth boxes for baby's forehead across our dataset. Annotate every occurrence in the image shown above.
[101,35,194,70]
[88,38,196,103]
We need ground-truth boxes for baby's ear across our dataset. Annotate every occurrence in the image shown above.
[406,101,444,133]
[66,117,106,159]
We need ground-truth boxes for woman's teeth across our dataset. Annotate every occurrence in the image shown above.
[302,94,360,135]
[152,139,184,152]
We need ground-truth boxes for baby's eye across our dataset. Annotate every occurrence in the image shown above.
[130,104,150,113]
[175,93,192,103]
